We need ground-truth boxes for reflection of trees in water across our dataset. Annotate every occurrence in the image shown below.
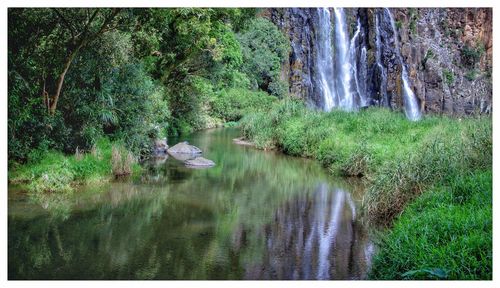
[239,183,372,280]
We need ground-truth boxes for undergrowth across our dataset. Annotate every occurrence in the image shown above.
[9,138,141,195]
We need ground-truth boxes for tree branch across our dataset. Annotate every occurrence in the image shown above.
[52,8,76,41]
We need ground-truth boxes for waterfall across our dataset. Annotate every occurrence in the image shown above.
[333,8,356,111]
[312,8,420,120]
[316,8,336,111]
[385,8,422,121]
[315,8,366,111]
[349,19,362,105]
[359,47,369,106]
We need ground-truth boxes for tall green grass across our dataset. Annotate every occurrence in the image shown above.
[9,138,141,195]
[369,171,492,279]
[240,100,492,279]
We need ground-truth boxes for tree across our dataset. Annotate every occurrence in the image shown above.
[237,18,290,97]
[48,8,124,115]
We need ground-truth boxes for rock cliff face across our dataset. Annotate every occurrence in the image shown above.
[266,8,492,116]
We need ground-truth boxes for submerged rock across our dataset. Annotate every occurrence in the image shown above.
[184,157,215,168]
[169,153,197,162]
[167,141,202,154]
[233,137,255,147]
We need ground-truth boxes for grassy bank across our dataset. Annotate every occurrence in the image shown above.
[240,100,492,279]
[9,138,141,202]
[369,170,492,279]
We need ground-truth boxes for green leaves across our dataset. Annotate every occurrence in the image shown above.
[401,268,448,279]
[237,18,289,97]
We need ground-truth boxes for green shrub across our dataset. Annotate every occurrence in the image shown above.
[210,88,277,122]
[465,69,478,81]
[237,18,290,98]
[442,69,454,86]
[27,161,74,195]
[461,44,484,68]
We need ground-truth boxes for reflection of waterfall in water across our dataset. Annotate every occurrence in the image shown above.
[385,8,422,121]
[244,183,371,280]
[317,185,344,279]
[316,8,337,111]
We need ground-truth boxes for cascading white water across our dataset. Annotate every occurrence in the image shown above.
[349,19,362,105]
[385,8,422,121]
[314,8,419,119]
[315,8,367,111]
[359,47,369,106]
[333,8,356,111]
[317,8,337,111]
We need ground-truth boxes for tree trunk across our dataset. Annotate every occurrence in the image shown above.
[48,49,78,115]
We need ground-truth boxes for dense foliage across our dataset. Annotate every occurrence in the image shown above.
[8,8,280,163]
[237,18,290,98]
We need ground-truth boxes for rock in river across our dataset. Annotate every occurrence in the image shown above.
[167,141,202,154]
[184,157,215,168]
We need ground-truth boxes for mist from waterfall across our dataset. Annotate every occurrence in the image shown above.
[385,8,422,121]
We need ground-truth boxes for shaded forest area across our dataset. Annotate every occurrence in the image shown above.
[8,8,286,162]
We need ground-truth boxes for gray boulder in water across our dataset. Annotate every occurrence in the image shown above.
[167,141,202,154]
[184,157,215,168]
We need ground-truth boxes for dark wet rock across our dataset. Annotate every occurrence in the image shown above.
[167,141,202,154]
[184,157,215,168]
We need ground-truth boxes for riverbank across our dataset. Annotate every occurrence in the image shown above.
[8,138,141,210]
[240,100,492,279]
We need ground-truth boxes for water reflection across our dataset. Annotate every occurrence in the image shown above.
[8,128,372,280]
[242,184,371,280]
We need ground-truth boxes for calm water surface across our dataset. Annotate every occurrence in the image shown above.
[8,128,373,280]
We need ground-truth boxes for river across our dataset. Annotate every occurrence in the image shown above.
[8,128,373,280]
